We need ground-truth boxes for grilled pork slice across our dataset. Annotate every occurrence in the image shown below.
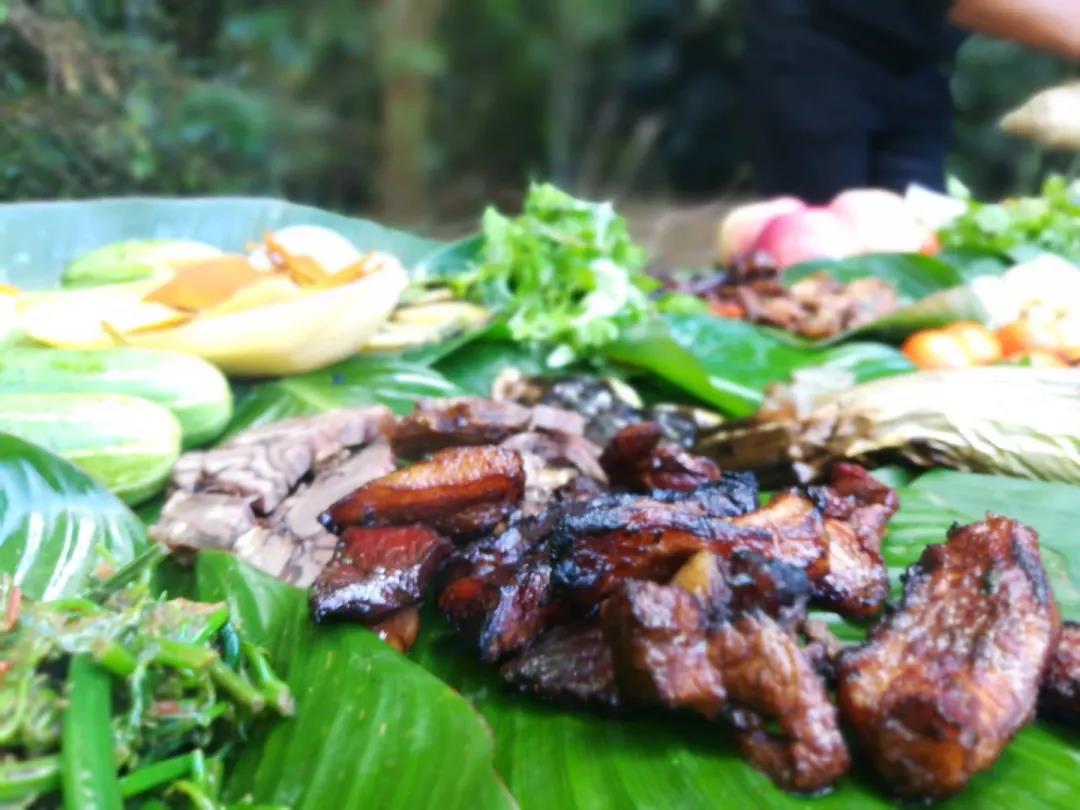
[1040,621,1080,723]
[391,397,586,458]
[600,421,721,492]
[321,445,525,539]
[500,622,620,709]
[837,516,1061,799]
[311,525,451,623]
[714,612,850,794]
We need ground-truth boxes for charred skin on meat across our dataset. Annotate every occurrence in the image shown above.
[714,612,850,794]
[321,445,525,538]
[600,422,721,493]
[1040,621,1080,723]
[311,525,451,623]
[601,580,726,718]
[500,622,621,709]
[837,516,1061,799]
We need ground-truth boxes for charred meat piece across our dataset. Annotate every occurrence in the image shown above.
[500,622,620,709]
[727,551,810,630]
[837,516,1061,799]
[439,553,557,662]
[602,580,726,718]
[311,525,451,623]
[392,398,531,457]
[372,607,421,653]
[713,612,850,794]
[392,397,586,457]
[1040,621,1080,723]
[322,445,525,538]
[601,422,721,493]
[810,463,897,618]
[729,491,829,580]
[551,496,750,607]
[652,471,760,518]
[801,619,846,683]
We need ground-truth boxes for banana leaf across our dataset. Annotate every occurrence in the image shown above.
[782,253,1010,345]
[0,197,442,288]
[226,354,465,437]
[195,552,511,810]
[0,433,146,600]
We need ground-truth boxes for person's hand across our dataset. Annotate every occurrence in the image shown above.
[950,0,1080,59]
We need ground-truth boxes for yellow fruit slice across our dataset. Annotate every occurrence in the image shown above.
[20,282,183,349]
[205,276,302,316]
[127,262,408,375]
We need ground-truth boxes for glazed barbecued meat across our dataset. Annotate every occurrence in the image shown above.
[714,612,850,793]
[600,579,847,793]
[311,524,451,623]
[809,464,897,619]
[321,445,525,539]
[1040,621,1080,723]
[838,516,1061,799]
[500,622,620,709]
[391,397,587,458]
[601,580,727,718]
[653,471,760,519]
[600,422,721,493]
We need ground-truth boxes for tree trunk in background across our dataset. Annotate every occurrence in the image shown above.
[376,0,444,224]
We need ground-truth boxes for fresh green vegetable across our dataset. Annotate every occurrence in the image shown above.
[0,393,181,505]
[61,655,123,810]
[0,552,294,808]
[938,175,1080,263]
[0,347,232,448]
[450,182,658,366]
[61,240,221,288]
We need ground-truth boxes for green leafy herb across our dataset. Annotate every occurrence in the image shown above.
[939,175,1080,263]
[451,183,658,366]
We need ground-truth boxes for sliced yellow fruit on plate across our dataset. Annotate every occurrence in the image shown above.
[129,264,407,375]
[21,281,184,349]
[205,276,302,316]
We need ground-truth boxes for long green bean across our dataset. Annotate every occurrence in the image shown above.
[60,655,122,810]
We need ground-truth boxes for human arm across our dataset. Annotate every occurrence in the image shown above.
[949,0,1080,60]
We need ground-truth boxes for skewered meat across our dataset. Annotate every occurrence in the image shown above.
[321,445,525,538]
[311,525,451,623]
[601,580,726,718]
[714,612,850,793]
[837,516,1061,799]
[500,622,620,709]
[1040,621,1080,722]
[600,422,721,493]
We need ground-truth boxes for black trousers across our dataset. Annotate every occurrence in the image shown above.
[745,0,956,203]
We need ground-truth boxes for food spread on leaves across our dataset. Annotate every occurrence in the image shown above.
[148,372,1078,799]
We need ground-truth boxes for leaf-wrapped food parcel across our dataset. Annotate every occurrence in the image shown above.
[697,367,1080,484]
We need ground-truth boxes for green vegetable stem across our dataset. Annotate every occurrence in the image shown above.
[61,654,123,810]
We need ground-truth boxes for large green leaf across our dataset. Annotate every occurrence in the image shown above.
[0,433,146,600]
[194,552,512,810]
[227,354,466,435]
[0,197,441,288]
[408,470,1080,810]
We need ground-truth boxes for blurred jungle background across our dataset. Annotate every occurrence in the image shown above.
[2,0,1077,237]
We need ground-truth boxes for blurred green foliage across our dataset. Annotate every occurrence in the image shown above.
[0,0,1075,219]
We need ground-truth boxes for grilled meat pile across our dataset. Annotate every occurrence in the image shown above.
[663,261,899,340]
[154,388,1075,798]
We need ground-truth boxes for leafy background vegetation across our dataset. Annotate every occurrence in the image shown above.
[1,0,1076,229]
